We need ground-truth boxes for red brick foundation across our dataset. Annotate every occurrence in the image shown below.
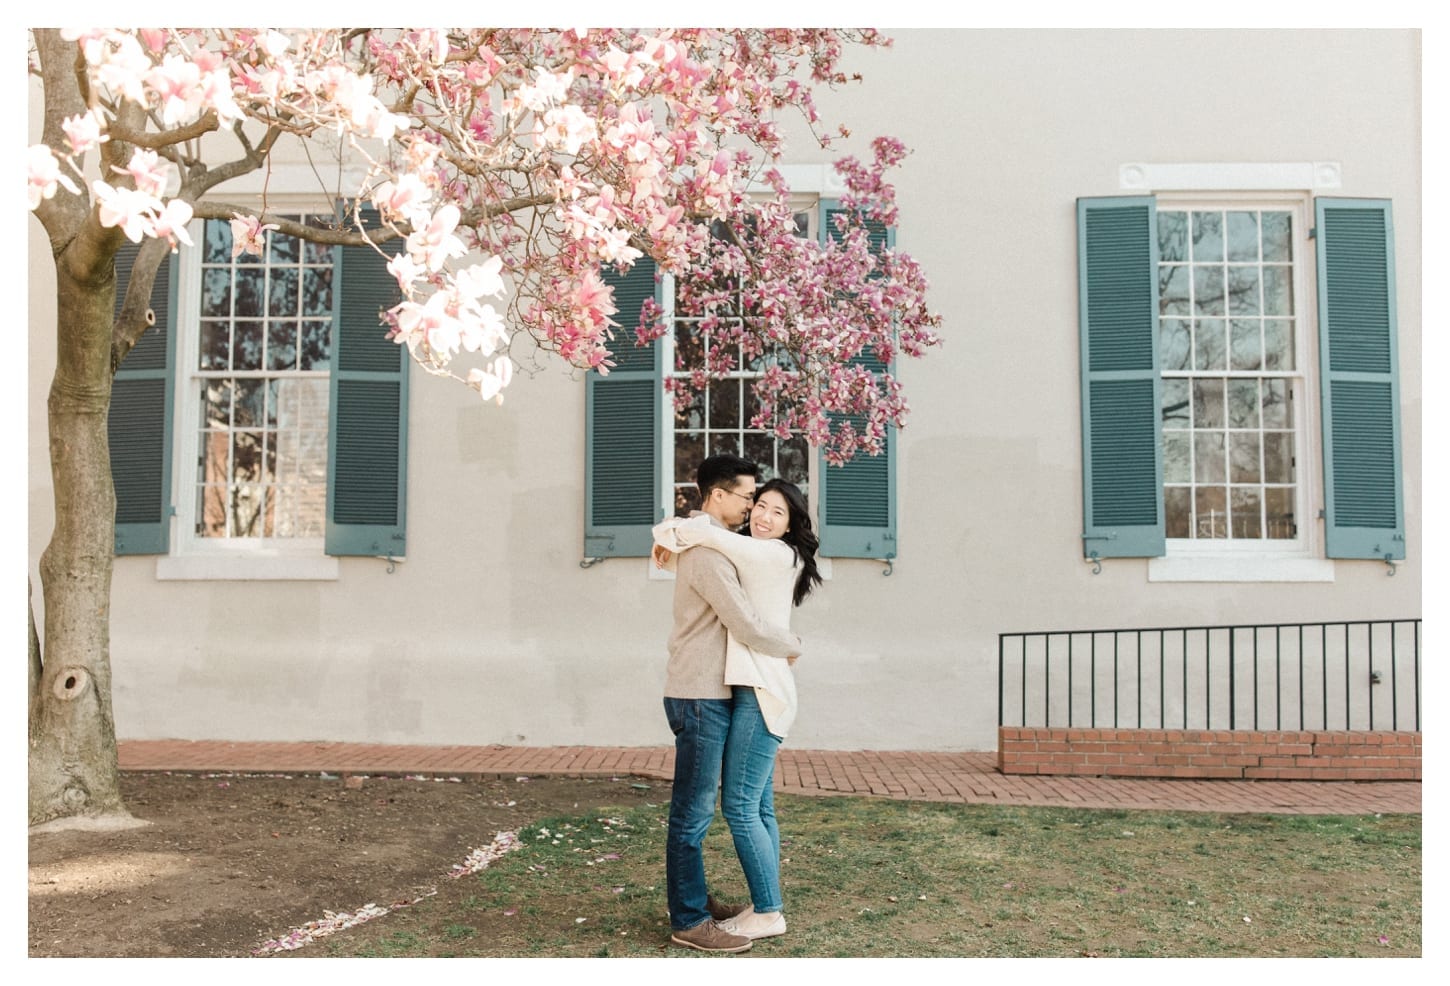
[997,727,1421,781]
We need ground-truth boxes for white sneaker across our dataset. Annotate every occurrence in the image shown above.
[719,906,787,940]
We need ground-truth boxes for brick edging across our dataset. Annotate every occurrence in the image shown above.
[997,727,1421,781]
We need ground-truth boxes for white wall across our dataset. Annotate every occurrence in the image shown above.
[28,29,1421,751]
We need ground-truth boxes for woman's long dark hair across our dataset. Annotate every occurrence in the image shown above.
[756,478,823,607]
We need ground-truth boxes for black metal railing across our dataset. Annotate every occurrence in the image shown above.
[998,619,1420,732]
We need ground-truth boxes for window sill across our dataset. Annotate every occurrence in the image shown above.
[155,554,340,581]
[1148,555,1334,583]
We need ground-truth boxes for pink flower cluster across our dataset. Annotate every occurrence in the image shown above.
[29,27,940,455]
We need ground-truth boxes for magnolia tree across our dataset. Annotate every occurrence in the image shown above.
[27,27,941,826]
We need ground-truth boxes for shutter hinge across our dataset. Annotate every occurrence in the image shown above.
[1307,226,1317,239]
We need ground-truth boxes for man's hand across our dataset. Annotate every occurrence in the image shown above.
[652,544,674,569]
[787,654,798,667]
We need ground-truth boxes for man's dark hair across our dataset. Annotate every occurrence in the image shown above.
[696,454,758,499]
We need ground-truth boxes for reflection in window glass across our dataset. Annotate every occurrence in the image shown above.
[194,215,332,540]
[1159,206,1299,543]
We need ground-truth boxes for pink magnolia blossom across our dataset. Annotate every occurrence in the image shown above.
[150,199,195,250]
[92,181,159,243]
[32,27,938,460]
[27,145,79,209]
[114,148,170,198]
[406,205,467,273]
[61,111,106,155]
[229,214,279,258]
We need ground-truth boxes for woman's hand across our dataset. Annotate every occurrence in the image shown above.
[652,544,674,569]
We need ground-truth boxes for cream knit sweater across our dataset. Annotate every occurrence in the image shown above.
[653,514,801,738]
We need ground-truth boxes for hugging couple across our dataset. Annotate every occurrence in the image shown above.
[653,453,822,954]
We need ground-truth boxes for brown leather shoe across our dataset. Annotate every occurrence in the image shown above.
[707,894,748,921]
[670,919,753,953]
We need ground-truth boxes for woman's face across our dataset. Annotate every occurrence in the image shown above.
[749,489,790,541]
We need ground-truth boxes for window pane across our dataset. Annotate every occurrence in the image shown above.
[674,387,704,431]
[675,322,704,370]
[232,320,263,370]
[1163,431,1190,483]
[232,431,267,483]
[1193,266,1225,316]
[1193,378,1224,428]
[1262,379,1290,428]
[203,380,232,428]
[199,321,229,370]
[744,432,776,477]
[1263,320,1294,370]
[1193,318,1225,370]
[1194,432,1225,483]
[268,227,299,263]
[198,483,227,537]
[675,432,704,484]
[1231,487,1263,539]
[233,380,265,428]
[1227,266,1260,315]
[203,220,232,264]
[1262,212,1292,262]
[1159,265,1191,316]
[1161,378,1190,429]
[777,435,809,487]
[1229,432,1261,483]
[1160,318,1190,371]
[234,268,264,316]
[1227,379,1260,429]
[1165,486,1192,538]
[1194,486,1228,538]
[708,433,740,457]
[269,267,299,317]
[708,379,741,430]
[1191,211,1223,262]
[1229,319,1261,370]
[1158,211,1188,262]
[673,485,702,518]
[268,321,298,371]
[230,484,271,536]
[1265,487,1296,539]
[1263,432,1294,484]
[1262,266,1292,316]
[300,320,331,371]
[201,268,232,318]
[1226,212,1259,262]
[302,268,334,317]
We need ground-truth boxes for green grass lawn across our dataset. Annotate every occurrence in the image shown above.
[310,792,1420,958]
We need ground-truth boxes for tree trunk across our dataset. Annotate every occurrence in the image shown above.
[29,257,133,828]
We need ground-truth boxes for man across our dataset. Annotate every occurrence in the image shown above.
[660,454,801,954]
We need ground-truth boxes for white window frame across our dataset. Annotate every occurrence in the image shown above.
[1128,166,1338,582]
[157,194,341,581]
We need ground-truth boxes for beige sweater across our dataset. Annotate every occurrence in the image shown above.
[662,514,801,700]
[656,515,801,737]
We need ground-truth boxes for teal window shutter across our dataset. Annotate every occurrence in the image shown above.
[1077,196,1165,560]
[817,200,897,560]
[1315,199,1404,560]
[584,256,660,558]
[326,208,409,557]
[109,244,177,555]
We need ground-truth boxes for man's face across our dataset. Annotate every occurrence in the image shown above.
[717,477,757,527]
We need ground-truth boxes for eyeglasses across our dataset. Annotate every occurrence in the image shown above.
[721,488,756,505]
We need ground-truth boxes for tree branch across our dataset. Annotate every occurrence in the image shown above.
[106,111,220,149]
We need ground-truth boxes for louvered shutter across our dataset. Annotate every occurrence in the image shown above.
[584,256,660,558]
[817,200,898,559]
[1315,199,1404,560]
[325,209,409,557]
[109,244,177,555]
[1077,196,1165,560]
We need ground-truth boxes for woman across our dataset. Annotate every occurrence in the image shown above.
[652,478,823,941]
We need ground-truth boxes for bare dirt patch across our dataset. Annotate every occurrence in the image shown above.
[28,769,654,958]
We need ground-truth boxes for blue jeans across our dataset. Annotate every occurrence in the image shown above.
[721,686,783,912]
[663,696,733,930]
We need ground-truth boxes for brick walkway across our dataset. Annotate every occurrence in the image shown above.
[117,740,1421,815]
